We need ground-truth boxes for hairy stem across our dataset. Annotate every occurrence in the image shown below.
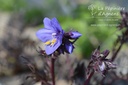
[51,58,55,85]
[84,71,94,85]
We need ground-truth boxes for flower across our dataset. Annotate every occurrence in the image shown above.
[60,31,81,54]
[87,46,116,76]
[36,17,82,55]
[57,38,75,54]
[36,17,64,55]
[57,31,82,54]
[64,31,82,39]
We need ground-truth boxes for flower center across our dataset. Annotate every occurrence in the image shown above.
[51,39,57,46]
[44,33,58,46]
[45,38,57,46]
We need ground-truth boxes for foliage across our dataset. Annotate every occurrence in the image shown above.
[0,0,26,11]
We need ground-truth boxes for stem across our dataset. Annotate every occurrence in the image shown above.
[84,71,94,85]
[111,42,123,61]
[51,58,55,85]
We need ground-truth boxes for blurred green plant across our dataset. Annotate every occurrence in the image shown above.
[0,0,26,11]
[24,8,45,26]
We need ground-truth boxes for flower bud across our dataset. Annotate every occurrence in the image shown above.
[64,31,82,39]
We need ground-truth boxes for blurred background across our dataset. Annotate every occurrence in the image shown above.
[0,0,128,85]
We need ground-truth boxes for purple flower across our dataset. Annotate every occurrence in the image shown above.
[36,17,82,55]
[64,31,82,39]
[64,39,74,53]
[57,31,82,54]
[57,39,75,54]
[58,31,81,54]
[36,17,64,55]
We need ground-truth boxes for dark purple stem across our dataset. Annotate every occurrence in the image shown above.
[111,42,123,61]
[51,58,55,85]
[84,71,94,85]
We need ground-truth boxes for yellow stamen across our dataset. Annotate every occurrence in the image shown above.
[44,39,57,46]
[51,39,57,46]
[45,40,51,45]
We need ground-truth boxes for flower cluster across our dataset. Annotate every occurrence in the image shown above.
[36,17,81,55]
[86,47,116,76]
